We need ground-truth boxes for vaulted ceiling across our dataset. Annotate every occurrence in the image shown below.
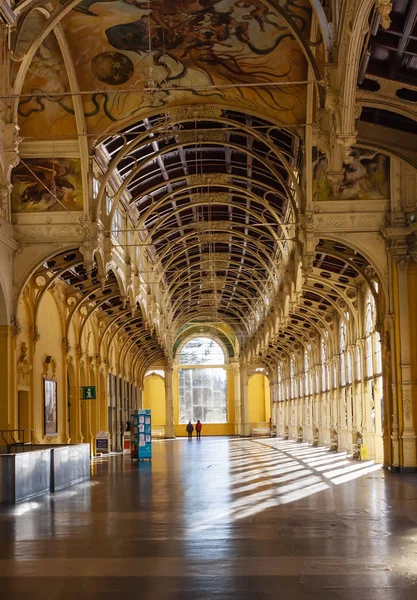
[100,109,300,340]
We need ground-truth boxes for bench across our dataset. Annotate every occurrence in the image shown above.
[308,435,319,447]
[350,443,361,460]
[151,427,165,439]
[252,427,271,438]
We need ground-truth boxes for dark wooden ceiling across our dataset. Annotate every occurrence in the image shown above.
[364,0,417,87]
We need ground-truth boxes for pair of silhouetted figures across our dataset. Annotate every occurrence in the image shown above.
[186,420,202,440]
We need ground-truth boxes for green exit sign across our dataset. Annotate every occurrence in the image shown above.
[81,386,96,399]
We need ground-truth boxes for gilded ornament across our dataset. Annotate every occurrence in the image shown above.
[376,1,393,30]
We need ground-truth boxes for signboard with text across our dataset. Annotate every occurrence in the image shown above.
[96,431,109,454]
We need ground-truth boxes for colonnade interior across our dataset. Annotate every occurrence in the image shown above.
[0,0,416,474]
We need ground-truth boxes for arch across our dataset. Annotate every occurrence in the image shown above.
[176,335,229,365]
[177,336,227,366]
[248,372,271,426]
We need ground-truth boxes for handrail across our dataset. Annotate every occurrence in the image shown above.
[0,429,34,453]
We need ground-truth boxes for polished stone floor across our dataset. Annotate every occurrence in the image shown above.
[1,438,417,599]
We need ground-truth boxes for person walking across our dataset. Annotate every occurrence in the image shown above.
[195,420,202,440]
[186,420,194,440]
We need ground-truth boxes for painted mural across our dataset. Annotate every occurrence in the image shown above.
[17,0,314,137]
[11,158,83,212]
[313,149,391,201]
[15,11,77,138]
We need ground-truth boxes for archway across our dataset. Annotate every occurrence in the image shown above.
[143,371,166,434]
[269,239,389,463]
[248,372,271,432]
[0,279,10,430]
[174,337,235,436]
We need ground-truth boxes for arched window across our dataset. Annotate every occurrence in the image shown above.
[290,358,295,399]
[321,339,328,391]
[93,178,99,199]
[179,338,225,365]
[340,320,346,387]
[356,346,362,381]
[347,351,352,385]
[178,338,226,424]
[278,366,282,401]
[304,350,310,396]
[375,332,382,374]
[365,293,375,377]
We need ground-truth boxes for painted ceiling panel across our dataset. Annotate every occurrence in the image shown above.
[16,0,315,136]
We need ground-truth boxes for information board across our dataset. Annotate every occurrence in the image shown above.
[96,431,109,454]
[130,409,152,460]
[130,411,139,459]
[138,409,152,460]
[81,386,96,399]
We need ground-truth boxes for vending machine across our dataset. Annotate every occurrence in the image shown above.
[130,409,152,461]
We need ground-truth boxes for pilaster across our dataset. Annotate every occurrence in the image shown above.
[164,365,175,438]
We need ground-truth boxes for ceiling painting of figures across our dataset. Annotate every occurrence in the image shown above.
[313,149,391,201]
[11,158,83,212]
[17,0,318,137]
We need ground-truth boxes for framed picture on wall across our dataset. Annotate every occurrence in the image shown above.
[44,378,58,436]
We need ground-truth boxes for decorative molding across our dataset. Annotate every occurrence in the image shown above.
[42,354,57,379]
[17,342,31,386]
[314,212,386,232]
[18,140,80,159]
[376,1,393,30]
[169,105,222,121]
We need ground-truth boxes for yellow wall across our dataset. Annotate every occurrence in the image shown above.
[174,367,235,436]
[408,262,417,431]
[35,291,66,443]
[143,374,166,425]
[248,373,270,424]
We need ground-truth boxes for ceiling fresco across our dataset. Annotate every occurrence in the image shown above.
[17,0,315,137]
[11,158,83,212]
[313,148,390,201]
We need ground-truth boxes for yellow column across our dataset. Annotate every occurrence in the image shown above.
[0,326,12,430]
[165,365,175,438]
[394,258,417,469]
[231,361,241,435]
[240,364,249,436]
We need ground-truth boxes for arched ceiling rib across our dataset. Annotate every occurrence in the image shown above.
[31,248,165,370]
[98,109,300,339]
[259,239,381,365]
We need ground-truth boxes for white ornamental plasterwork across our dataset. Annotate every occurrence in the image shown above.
[191,192,229,204]
[192,220,232,231]
[187,174,229,186]
[197,233,233,243]
[12,213,85,226]
[176,131,225,143]
[13,224,85,242]
[402,389,413,423]
[314,213,386,232]
[169,105,222,121]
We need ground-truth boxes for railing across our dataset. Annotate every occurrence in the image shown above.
[0,429,34,453]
